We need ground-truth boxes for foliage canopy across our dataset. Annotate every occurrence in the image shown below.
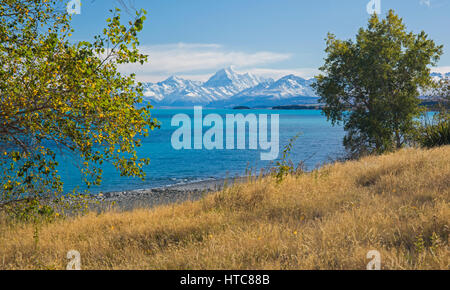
[313,10,443,157]
[0,0,158,219]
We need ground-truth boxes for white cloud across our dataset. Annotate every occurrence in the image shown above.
[118,43,292,82]
[431,66,450,74]
[420,0,431,7]
[118,43,450,83]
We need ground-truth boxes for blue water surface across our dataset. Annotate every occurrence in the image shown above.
[56,109,345,194]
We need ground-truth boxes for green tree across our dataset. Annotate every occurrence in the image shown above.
[313,10,443,157]
[417,77,450,148]
[0,0,159,219]
[435,77,449,109]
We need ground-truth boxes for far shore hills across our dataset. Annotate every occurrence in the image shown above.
[234,104,324,110]
[150,100,447,111]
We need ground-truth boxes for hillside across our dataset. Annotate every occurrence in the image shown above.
[0,147,449,270]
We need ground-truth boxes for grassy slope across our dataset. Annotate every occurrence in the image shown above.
[0,147,449,270]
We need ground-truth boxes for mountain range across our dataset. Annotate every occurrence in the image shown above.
[431,72,450,79]
[142,67,318,108]
[142,67,449,108]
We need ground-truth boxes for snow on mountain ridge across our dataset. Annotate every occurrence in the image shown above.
[232,74,316,100]
[143,67,279,106]
[204,67,268,92]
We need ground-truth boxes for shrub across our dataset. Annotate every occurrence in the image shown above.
[420,119,450,148]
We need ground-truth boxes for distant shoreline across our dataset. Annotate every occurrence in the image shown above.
[150,101,445,111]
[271,104,325,110]
[0,177,247,213]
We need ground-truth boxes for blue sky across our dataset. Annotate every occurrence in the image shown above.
[70,0,450,82]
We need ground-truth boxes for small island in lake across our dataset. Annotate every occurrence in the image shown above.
[232,106,251,110]
[272,104,324,110]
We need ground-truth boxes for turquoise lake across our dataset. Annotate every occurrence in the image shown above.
[57,109,345,193]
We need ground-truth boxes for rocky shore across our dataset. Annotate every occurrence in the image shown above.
[91,177,247,211]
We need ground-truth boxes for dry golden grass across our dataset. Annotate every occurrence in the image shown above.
[0,146,449,270]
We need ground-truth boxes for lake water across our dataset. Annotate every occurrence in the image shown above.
[57,109,345,194]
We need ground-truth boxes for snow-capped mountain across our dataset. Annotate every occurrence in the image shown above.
[142,67,317,107]
[213,74,318,107]
[431,72,450,78]
[234,74,316,99]
[143,76,203,102]
[431,72,450,82]
[142,68,450,108]
[204,67,266,91]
